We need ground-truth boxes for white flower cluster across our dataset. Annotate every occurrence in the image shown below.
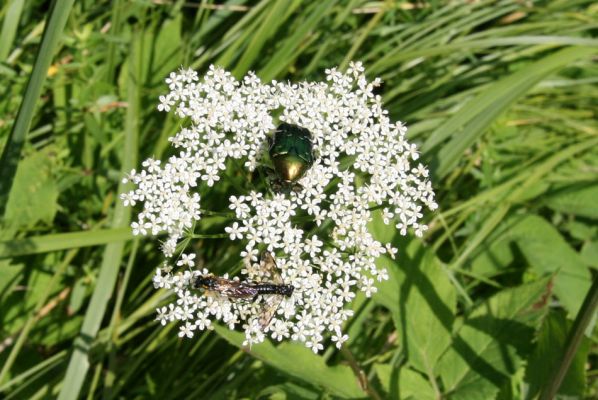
[121,62,437,351]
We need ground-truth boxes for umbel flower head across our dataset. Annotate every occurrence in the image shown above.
[121,62,437,352]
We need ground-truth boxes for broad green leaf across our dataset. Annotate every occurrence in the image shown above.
[215,327,364,399]
[470,215,591,316]
[437,277,551,399]
[544,183,598,219]
[373,254,401,330]
[374,240,456,376]
[367,208,395,243]
[581,241,598,270]
[375,363,436,400]
[401,250,456,376]
[257,383,319,400]
[524,310,589,399]
[4,149,58,229]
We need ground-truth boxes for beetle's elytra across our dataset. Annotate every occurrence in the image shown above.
[268,122,315,185]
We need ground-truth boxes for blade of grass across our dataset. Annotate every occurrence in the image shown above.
[422,46,597,179]
[103,239,139,398]
[0,249,78,385]
[339,0,391,71]
[0,228,134,259]
[371,36,598,75]
[57,29,140,400]
[0,350,66,393]
[231,0,292,78]
[258,0,336,81]
[0,0,75,217]
[0,0,25,61]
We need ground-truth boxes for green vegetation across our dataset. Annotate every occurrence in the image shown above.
[1,0,597,398]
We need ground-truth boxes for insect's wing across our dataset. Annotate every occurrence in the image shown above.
[260,251,282,284]
[213,277,256,299]
[257,252,285,329]
[258,294,283,330]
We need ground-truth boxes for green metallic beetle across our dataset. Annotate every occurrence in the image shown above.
[267,122,315,193]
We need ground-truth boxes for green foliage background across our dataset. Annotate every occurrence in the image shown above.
[0,0,597,399]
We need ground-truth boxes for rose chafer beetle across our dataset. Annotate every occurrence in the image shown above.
[267,122,315,193]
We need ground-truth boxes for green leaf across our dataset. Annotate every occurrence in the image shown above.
[373,254,401,329]
[215,326,364,399]
[4,149,58,229]
[524,310,589,399]
[437,277,551,399]
[402,250,456,376]
[375,363,436,400]
[374,241,456,376]
[471,215,591,316]
[581,241,598,270]
[544,183,598,219]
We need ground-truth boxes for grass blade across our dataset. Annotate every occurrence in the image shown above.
[0,0,25,61]
[0,228,134,259]
[57,30,140,400]
[422,46,597,179]
[0,0,75,217]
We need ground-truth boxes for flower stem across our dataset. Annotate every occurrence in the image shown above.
[199,209,236,218]
[539,274,598,400]
[190,233,229,239]
[340,345,383,400]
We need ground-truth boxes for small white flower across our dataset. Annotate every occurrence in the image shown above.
[122,63,436,352]
[178,322,196,338]
[331,330,349,349]
[156,306,170,326]
[177,253,196,267]
[225,222,245,240]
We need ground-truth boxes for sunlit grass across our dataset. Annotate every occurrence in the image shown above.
[0,0,596,398]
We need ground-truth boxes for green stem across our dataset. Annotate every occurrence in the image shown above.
[340,345,383,400]
[199,209,236,218]
[190,233,229,239]
[539,275,598,400]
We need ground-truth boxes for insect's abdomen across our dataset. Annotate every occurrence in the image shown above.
[255,284,294,297]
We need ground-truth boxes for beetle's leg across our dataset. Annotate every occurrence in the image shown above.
[266,135,273,150]
[291,183,303,193]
